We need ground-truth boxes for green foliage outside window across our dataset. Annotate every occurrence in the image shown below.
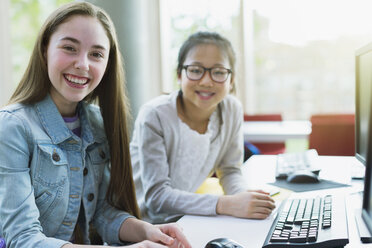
[10,0,72,86]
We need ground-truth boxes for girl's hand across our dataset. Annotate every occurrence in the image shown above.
[124,240,170,248]
[216,190,276,219]
[119,218,191,247]
[62,241,170,248]
[144,223,192,248]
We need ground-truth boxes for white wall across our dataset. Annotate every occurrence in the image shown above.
[0,0,13,107]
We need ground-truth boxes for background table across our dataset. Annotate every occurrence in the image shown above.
[243,120,312,143]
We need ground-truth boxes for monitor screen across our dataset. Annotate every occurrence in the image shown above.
[362,114,372,236]
[355,42,372,165]
[360,42,372,236]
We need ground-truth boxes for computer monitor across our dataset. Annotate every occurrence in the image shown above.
[355,42,372,165]
[362,89,372,238]
[354,42,372,242]
[362,155,372,239]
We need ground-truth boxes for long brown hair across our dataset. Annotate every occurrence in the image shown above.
[9,2,140,218]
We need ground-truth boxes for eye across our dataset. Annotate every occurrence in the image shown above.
[91,52,104,59]
[213,69,227,76]
[62,45,76,52]
[188,67,203,74]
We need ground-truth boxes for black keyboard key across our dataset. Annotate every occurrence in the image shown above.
[289,236,307,243]
[308,234,317,242]
[262,194,349,248]
[270,236,289,242]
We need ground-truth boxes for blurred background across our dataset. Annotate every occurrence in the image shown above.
[1,0,371,152]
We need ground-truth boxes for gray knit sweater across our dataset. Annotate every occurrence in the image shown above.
[130,91,248,223]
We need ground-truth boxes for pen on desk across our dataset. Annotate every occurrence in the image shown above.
[270,190,280,197]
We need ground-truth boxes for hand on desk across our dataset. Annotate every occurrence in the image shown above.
[62,222,191,248]
[216,190,276,219]
[126,222,191,248]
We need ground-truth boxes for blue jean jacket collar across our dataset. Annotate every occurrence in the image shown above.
[35,94,95,145]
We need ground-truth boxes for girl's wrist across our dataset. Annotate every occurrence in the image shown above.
[119,217,149,242]
[140,220,155,241]
[216,195,232,215]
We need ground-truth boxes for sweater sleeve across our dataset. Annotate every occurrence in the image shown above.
[216,98,248,195]
[133,106,220,218]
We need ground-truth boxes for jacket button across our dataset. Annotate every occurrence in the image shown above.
[99,149,106,159]
[83,167,88,176]
[88,193,94,201]
[52,152,60,162]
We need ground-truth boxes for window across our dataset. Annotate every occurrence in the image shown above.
[6,0,372,120]
[10,0,72,88]
[159,0,241,93]
[251,0,372,119]
[160,0,372,120]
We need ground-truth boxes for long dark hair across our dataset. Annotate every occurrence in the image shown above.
[9,2,140,218]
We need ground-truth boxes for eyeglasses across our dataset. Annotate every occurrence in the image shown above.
[182,65,232,83]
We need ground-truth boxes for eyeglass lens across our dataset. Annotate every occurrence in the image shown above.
[185,65,230,83]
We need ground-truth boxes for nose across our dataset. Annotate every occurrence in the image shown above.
[74,53,89,71]
[199,70,214,87]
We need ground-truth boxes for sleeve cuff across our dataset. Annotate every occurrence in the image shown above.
[105,214,135,245]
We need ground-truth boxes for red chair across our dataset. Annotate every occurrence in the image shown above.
[244,114,286,155]
[309,114,355,156]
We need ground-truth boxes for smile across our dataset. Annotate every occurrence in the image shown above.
[64,74,89,85]
[196,91,215,100]
[199,92,213,96]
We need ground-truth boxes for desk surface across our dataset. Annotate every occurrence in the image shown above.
[243,120,312,143]
[177,155,366,248]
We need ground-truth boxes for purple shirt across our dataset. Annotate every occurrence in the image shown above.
[63,114,81,137]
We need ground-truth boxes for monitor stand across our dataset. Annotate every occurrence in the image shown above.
[355,209,372,243]
[351,160,365,180]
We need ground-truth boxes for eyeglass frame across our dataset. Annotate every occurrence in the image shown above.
[182,65,232,83]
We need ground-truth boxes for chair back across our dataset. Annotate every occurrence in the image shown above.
[309,114,355,156]
[244,114,286,155]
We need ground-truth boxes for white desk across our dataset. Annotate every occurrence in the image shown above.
[243,121,312,143]
[177,155,367,248]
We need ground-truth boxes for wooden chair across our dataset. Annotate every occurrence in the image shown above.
[309,114,355,156]
[244,114,286,155]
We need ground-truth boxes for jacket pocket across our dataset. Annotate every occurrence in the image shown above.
[35,144,68,187]
[87,143,109,182]
[35,190,52,209]
[35,185,65,229]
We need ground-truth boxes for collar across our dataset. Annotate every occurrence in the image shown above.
[35,95,94,145]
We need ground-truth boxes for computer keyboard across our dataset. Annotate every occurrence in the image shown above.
[262,194,349,248]
[276,149,320,180]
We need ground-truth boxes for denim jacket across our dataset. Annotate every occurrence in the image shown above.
[0,95,132,248]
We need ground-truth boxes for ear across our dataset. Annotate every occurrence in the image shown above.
[230,73,235,84]
[177,72,182,85]
[229,74,235,91]
[43,46,48,63]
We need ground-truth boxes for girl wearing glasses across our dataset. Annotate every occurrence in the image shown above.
[130,31,275,224]
[0,2,191,248]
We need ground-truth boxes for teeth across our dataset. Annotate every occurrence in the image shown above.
[65,74,88,85]
[199,92,213,97]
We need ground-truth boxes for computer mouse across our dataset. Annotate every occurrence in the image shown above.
[205,238,244,248]
[286,170,320,183]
